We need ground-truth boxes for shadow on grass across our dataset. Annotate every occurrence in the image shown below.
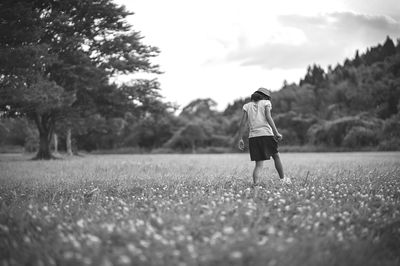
[0,152,85,162]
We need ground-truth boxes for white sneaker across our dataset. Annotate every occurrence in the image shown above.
[281,177,292,185]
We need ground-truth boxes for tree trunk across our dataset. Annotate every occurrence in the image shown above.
[33,112,55,160]
[35,132,53,159]
[191,141,196,154]
[53,133,59,154]
[66,128,73,156]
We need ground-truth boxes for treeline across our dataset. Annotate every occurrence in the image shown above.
[270,36,400,150]
[2,36,400,153]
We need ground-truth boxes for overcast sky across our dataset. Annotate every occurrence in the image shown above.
[114,0,400,110]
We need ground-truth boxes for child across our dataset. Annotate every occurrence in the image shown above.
[237,87,292,185]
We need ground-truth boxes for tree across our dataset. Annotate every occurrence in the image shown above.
[0,0,160,159]
[299,64,325,86]
[164,123,209,153]
[180,98,218,119]
[125,114,178,150]
[381,36,396,58]
[353,50,361,67]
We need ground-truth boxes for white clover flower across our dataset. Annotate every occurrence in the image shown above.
[86,234,101,244]
[267,226,276,235]
[139,240,150,248]
[230,251,243,259]
[76,219,85,228]
[127,243,142,255]
[117,255,131,265]
[223,226,234,234]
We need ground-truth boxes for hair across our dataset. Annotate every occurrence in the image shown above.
[251,91,271,102]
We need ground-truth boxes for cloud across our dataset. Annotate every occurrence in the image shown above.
[279,12,399,39]
[224,12,400,69]
[342,0,400,22]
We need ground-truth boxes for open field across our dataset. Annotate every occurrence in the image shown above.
[1,152,400,266]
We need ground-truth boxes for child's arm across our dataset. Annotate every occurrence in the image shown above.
[237,110,248,150]
[265,107,282,141]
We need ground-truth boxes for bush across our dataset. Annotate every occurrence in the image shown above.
[343,126,378,148]
[378,138,400,151]
[196,146,233,154]
[208,134,231,147]
[0,145,25,153]
[275,112,319,145]
[381,114,400,139]
[307,116,381,147]
[279,128,300,145]
[24,132,39,153]
[151,147,176,154]
[374,114,400,150]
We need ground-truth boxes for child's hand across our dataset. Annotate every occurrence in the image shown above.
[274,133,283,142]
[238,139,245,151]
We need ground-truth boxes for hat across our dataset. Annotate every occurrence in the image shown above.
[256,87,271,97]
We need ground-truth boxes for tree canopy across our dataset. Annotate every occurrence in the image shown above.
[0,0,161,158]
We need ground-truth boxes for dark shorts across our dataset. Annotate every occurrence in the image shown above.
[249,136,278,161]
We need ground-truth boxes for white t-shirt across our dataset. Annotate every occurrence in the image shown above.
[243,100,273,138]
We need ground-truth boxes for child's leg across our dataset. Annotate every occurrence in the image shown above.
[253,161,264,184]
[271,153,284,179]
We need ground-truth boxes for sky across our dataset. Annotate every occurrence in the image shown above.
[114,0,400,111]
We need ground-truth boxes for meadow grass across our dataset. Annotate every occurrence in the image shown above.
[0,152,399,266]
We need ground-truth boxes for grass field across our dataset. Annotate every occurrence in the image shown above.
[1,152,400,266]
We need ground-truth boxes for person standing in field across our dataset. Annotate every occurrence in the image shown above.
[237,87,292,185]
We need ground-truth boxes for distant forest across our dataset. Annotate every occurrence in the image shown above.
[1,36,400,153]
